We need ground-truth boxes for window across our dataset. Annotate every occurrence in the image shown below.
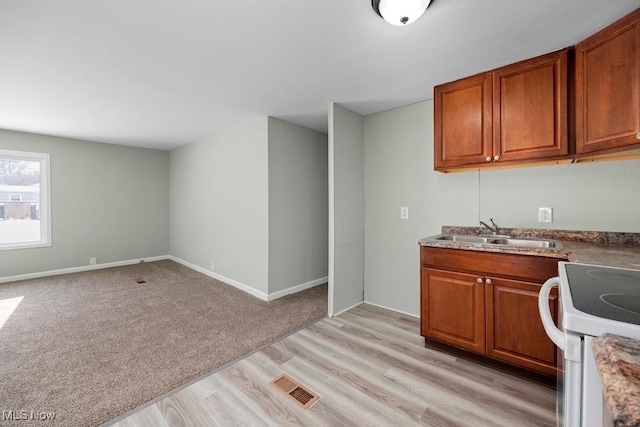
[0,149,51,250]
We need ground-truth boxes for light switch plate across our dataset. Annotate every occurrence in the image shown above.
[400,207,409,219]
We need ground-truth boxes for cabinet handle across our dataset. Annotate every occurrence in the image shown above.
[485,278,493,285]
[636,133,640,140]
[476,277,484,284]
[485,156,491,162]
[493,155,500,161]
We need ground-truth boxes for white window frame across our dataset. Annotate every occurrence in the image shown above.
[0,149,51,250]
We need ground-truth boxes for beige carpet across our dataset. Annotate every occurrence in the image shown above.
[0,260,327,426]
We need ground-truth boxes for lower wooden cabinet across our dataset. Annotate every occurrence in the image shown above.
[421,268,486,353]
[420,247,562,376]
[486,276,558,375]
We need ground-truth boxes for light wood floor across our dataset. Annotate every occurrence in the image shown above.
[108,304,556,426]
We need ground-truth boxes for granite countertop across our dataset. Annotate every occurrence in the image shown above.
[419,226,640,270]
[592,334,640,427]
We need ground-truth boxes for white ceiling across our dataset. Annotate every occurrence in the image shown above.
[0,1,638,150]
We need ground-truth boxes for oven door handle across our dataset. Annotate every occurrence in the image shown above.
[538,277,564,350]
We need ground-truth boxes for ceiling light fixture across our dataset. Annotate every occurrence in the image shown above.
[371,0,433,26]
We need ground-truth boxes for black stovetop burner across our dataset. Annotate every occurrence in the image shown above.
[566,264,640,325]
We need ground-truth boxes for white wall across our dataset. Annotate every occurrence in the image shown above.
[363,99,640,316]
[364,101,478,316]
[170,116,328,300]
[267,117,328,294]
[170,117,270,295]
[0,130,170,278]
[329,104,365,316]
[479,162,640,231]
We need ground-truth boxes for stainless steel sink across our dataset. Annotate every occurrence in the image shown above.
[491,238,563,249]
[432,234,563,250]
[437,235,495,243]
[478,234,513,240]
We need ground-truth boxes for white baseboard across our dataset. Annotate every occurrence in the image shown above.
[330,300,364,317]
[168,256,327,302]
[266,276,328,301]
[1,255,328,304]
[167,256,270,301]
[0,255,170,284]
[363,300,419,318]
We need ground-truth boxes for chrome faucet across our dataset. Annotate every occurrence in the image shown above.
[480,218,499,235]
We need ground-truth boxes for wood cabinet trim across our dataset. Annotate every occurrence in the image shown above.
[578,7,640,48]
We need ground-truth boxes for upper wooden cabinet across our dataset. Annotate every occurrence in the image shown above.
[434,73,493,169]
[434,49,570,172]
[575,8,640,156]
[493,50,569,163]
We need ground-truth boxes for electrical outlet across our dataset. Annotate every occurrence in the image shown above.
[538,207,553,223]
[89,257,97,265]
[400,206,409,219]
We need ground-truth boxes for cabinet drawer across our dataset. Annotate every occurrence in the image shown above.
[421,246,563,283]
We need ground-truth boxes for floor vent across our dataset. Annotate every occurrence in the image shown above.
[271,374,319,409]
[135,279,146,284]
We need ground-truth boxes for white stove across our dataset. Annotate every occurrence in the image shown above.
[539,262,640,427]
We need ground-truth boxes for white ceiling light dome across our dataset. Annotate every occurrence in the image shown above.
[372,0,433,26]
[371,0,431,27]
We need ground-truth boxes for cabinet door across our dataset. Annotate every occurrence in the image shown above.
[575,8,640,155]
[421,268,485,354]
[485,276,558,376]
[434,73,493,170]
[493,49,569,162]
